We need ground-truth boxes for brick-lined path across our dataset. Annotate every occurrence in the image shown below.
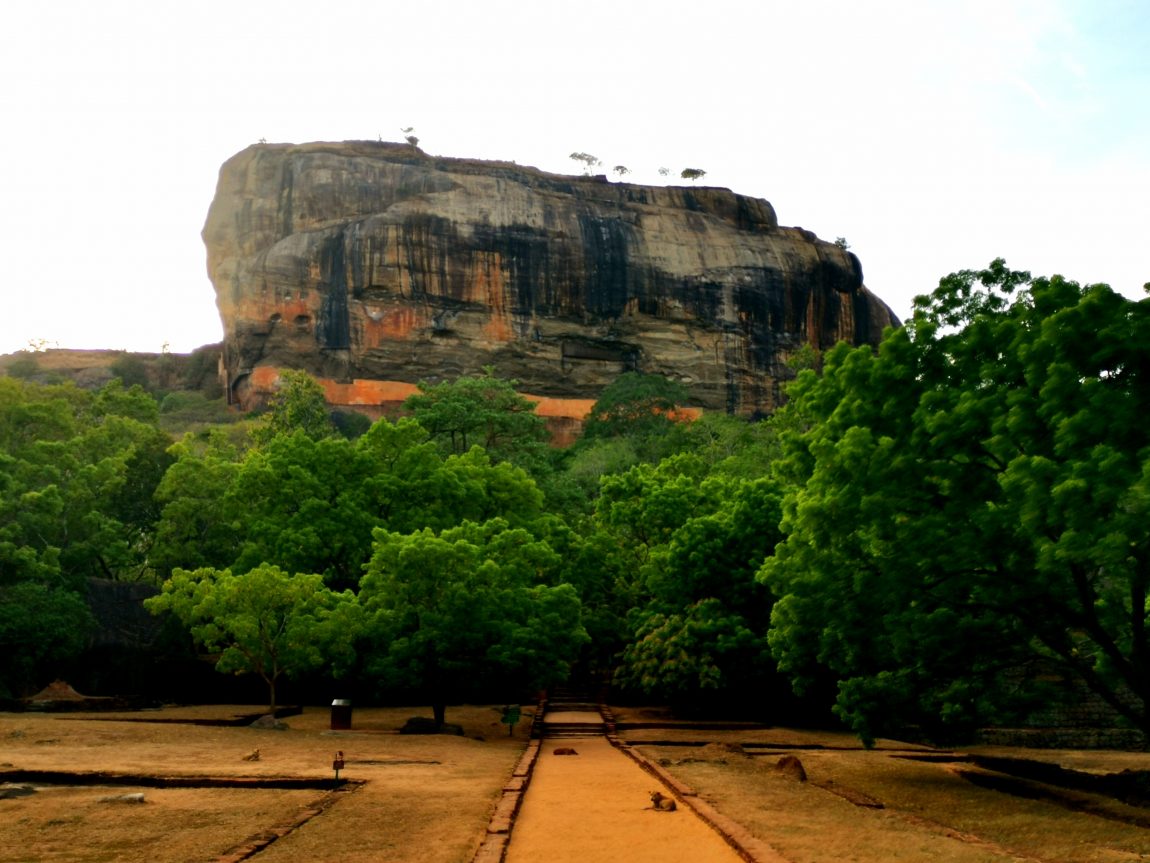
[502,735,747,863]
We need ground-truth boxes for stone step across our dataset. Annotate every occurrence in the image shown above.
[541,722,606,738]
[545,701,599,712]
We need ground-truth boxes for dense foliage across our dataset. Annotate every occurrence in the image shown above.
[762,260,1150,742]
[144,564,360,711]
[360,518,587,724]
[0,378,167,696]
[5,269,1148,742]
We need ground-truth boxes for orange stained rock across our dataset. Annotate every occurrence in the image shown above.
[477,253,513,342]
[522,395,597,421]
[322,379,421,406]
[359,305,424,344]
[249,366,282,390]
[248,369,701,426]
[668,406,703,422]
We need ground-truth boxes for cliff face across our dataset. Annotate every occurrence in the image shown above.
[203,141,898,419]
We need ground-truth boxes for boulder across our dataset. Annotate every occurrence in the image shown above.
[0,784,37,799]
[203,141,899,425]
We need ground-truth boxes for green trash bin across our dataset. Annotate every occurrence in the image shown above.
[331,699,352,730]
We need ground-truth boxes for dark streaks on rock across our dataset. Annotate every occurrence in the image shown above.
[202,141,899,417]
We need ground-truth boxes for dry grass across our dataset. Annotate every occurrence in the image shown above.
[0,704,533,863]
[615,705,1150,863]
[5,703,1150,863]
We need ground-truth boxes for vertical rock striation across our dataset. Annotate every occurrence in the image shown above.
[203,141,899,420]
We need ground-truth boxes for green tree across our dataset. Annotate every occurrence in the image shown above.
[680,168,706,182]
[330,409,373,440]
[252,370,335,445]
[353,418,547,534]
[360,518,587,726]
[0,581,94,698]
[5,353,40,380]
[0,379,171,585]
[403,371,549,469]
[762,260,1150,743]
[150,431,244,578]
[579,372,692,463]
[0,378,173,693]
[228,432,376,590]
[599,455,781,706]
[550,437,642,516]
[145,564,360,712]
[75,414,173,581]
[152,413,546,589]
[109,353,150,390]
[676,412,781,477]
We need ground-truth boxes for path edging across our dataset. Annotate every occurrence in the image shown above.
[470,702,545,863]
[603,706,794,863]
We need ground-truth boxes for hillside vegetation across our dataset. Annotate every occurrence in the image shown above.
[2,261,1147,747]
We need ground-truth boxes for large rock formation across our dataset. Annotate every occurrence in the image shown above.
[203,141,898,421]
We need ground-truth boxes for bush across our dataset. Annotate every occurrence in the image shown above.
[157,391,237,432]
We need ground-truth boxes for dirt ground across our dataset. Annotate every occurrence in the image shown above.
[612,706,1150,863]
[5,703,1150,863]
[0,704,531,863]
[506,736,744,863]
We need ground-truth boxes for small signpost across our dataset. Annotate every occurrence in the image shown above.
[332,750,345,781]
[500,705,521,736]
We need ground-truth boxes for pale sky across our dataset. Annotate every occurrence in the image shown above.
[2,0,1148,355]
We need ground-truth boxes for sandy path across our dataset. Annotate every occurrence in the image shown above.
[505,735,745,863]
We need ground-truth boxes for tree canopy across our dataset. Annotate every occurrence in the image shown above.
[145,564,360,712]
[359,518,587,724]
[599,455,781,706]
[9,295,1148,744]
[251,369,336,445]
[0,377,170,695]
[762,260,1150,743]
[403,371,549,468]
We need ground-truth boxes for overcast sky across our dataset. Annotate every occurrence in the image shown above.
[2,0,1147,355]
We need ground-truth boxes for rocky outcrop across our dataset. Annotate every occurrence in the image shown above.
[203,141,898,420]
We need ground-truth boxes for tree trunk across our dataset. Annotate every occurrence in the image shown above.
[266,674,277,716]
[433,701,446,727]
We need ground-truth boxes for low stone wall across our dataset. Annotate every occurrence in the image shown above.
[602,705,792,863]
[470,702,544,863]
[976,727,1146,750]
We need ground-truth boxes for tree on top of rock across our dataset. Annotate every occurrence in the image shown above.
[569,152,602,175]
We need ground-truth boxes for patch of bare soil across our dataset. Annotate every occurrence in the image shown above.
[0,704,533,863]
